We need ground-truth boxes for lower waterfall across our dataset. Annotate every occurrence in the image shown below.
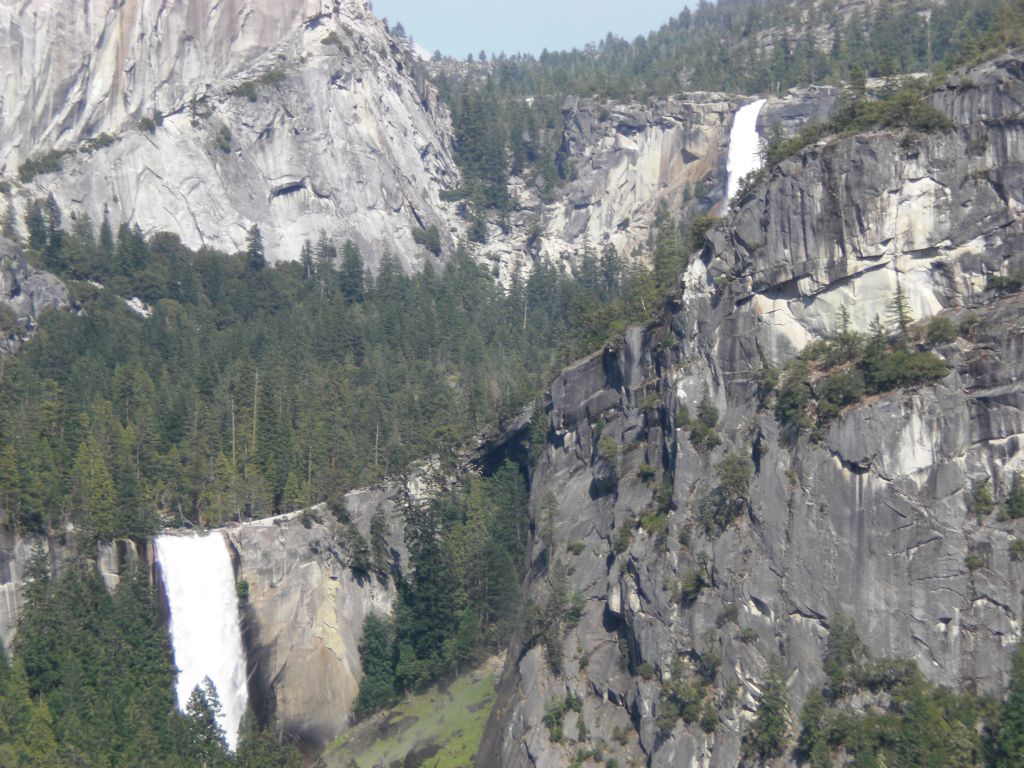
[155,532,249,750]
[726,97,768,202]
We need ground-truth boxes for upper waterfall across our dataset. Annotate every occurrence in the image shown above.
[726,98,768,201]
[155,532,249,750]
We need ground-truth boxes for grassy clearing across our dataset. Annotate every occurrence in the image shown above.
[325,659,500,768]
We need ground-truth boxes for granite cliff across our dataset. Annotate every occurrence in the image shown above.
[0,0,834,277]
[480,86,836,284]
[4,4,1024,765]
[480,52,1024,768]
[1,0,458,269]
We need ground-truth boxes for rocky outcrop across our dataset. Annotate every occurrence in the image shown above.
[0,528,47,654]
[0,236,68,349]
[1,0,458,270]
[226,484,413,750]
[0,532,141,653]
[482,86,836,285]
[480,52,1024,767]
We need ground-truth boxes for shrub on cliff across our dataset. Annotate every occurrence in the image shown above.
[742,660,790,762]
[354,613,398,719]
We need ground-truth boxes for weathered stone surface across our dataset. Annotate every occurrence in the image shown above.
[228,508,396,751]
[0,528,46,654]
[0,532,139,654]
[473,85,838,286]
[0,236,68,349]
[480,53,1024,767]
[0,0,838,283]
[1,0,458,270]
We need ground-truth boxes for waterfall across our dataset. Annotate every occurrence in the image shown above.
[726,98,768,202]
[155,532,249,750]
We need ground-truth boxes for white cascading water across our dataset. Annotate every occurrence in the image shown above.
[155,532,249,750]
[726,98,769,202]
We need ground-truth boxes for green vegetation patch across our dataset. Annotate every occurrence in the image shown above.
[229,67,288,102]
[769,297,949,442]
[326,663,499,768]
[19,149,71,182]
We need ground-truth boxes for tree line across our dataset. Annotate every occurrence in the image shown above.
[0,196,696,540]
[354,462,528,718]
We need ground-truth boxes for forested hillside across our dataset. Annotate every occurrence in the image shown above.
[0,555,306,767]
[0,199,689,540]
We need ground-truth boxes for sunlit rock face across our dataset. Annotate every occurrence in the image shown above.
[0,0,459,269]
[0,0,839,280]
[0,235,68,351]
[480,87,836,286]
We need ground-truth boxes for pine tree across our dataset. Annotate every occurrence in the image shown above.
[889,279,914,340]
[652,201,686,291]
[397,500,459,680]
[43,194,63,270]
[71,438,119,540]
[24,199,47,252]
[282,469,304,512]
[742,659,790,762]
[354,613,397,718]
[897,672,954,768]
[246,225,265,271]
[63,214,96,280]
[339,240,365,303]
[184,678,229,767]
[796,690,831,768]
[98,206,115,257]
[299,240,314,281]
[837,305,852,336]
[1006,473,1024,519]
[315,231,337,273]
[114,223,148,286]
[0,444,20,528]
[824,613,865,698]
[21,698,60,768]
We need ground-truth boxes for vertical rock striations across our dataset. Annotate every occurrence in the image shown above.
[480,52,1024,768]
[1,0,458,269]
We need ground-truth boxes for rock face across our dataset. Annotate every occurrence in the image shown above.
[508,95,734,270]
[0,0,837,278]
[1,0,458,270]
[0,528,47,654]
[0,0,840,279]
[0,235,68,349]
[226,487,410,750]
[481,87,835,285]
[480,52,1024,767]
[0,533,140,653]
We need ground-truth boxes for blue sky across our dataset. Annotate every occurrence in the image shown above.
[370,0,693,59]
